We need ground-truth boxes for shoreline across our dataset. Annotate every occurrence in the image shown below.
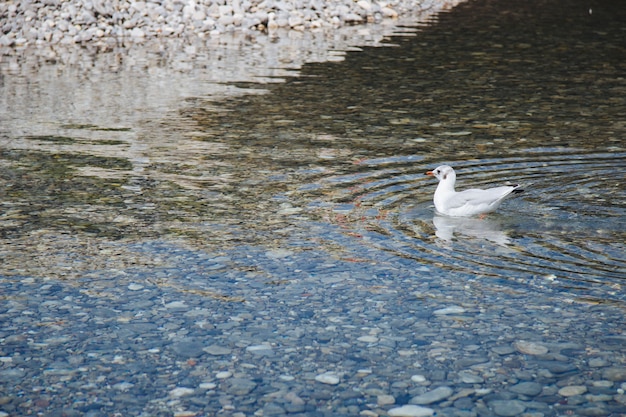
[1,0,460,48]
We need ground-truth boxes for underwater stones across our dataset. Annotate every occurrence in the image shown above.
[489,399,527,416]
[410,386,454,405]
[514,341,549,355]
[603,367,626,381]
[388,405,435,417]
[558,385,588,396]
[315,372,341,385]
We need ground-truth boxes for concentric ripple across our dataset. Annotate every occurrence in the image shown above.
[298,149,626,304]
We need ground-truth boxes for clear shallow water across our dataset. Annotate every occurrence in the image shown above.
[1,0,626,415]
[296,149,625,304]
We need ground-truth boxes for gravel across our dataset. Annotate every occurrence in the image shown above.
[0,0,456,47]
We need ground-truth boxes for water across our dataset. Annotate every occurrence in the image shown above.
[1,0,625,415]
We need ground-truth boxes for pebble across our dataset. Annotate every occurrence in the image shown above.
[0,0,427,46]
[377,394,396,405]
[171,339,205,358]
[113,382,134,391]
[558,385,588,396]
[489,399,526,416]
[169,387,195,398]
[458,370,484,384]
[513,341,549,355]
[603,367,626,381]
[433,305,466,315]
[388,405,435,417]
[509,381,543,396]
[203,345,232,356]
[245,344,274,355]
[410,386,454,405]
[315,372,341,385]
[224,378,257,395]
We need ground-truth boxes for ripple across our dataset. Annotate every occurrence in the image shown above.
[298,149,626,304]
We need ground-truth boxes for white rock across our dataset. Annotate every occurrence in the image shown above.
[169,387,195,397]
[388,405,434,417]
[357,335,378,343]
[433,306,466,315]
[381,7,398,18]
[513,340,548,355]
[113,382,134,391]
[130,27,145,37]
[246,344,273,352]
[315,372,340,385]
[410,386,453,405]
[377,394,395,405]
[558,385,587,396]
[357,1,372,11]
[164,301,187,309]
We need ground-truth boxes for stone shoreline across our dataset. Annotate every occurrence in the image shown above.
[0,0,456,47]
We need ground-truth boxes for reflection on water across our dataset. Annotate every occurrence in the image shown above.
[1,0,625,302]
[1,0,626,415]
[432,215,511,245]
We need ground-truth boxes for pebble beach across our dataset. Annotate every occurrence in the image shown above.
[1,0,449,47]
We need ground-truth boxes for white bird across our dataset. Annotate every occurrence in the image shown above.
[425,165,523,217]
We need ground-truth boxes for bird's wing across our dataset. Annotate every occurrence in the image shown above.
[446,186,517,209]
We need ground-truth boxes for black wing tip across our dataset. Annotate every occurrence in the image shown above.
[512,184,524,194]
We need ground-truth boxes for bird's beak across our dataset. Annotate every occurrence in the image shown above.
[425,171,434,176]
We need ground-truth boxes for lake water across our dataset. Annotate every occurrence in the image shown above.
[1,0,625,415]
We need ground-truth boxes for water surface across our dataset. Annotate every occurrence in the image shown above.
[1,0,625,415]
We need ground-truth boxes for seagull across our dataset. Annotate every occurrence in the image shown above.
[425,165,523,217]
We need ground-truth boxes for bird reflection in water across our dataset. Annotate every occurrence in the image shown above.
[432,214,512,246]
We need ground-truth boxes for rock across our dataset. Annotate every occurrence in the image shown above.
[410,386,454,405]
[377,394,395,405]
[169,387,195,397]
[589,357,609,367]
[113,382,134,391]
[203,345,231,355]
[536,361,577,374]
[492,345,516,355]
[514,341,548,355]
[558,385,587,396]
[224,378,257,395]
[509,381,543,396]
[490,400,526,416]
[388,405,434,417]
[245,344,274,356]
[458,370,484,383]
[171,339,205,358]
[315,372,340,385]
[130,28,145,38]
[263,402,286,415]
[603,367,626,381]
[433,306,466,315]
[358,335,379,343]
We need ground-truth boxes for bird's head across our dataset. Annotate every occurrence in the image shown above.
[425,165,455,182]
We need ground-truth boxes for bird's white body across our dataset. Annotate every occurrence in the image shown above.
[426,165,523,217]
